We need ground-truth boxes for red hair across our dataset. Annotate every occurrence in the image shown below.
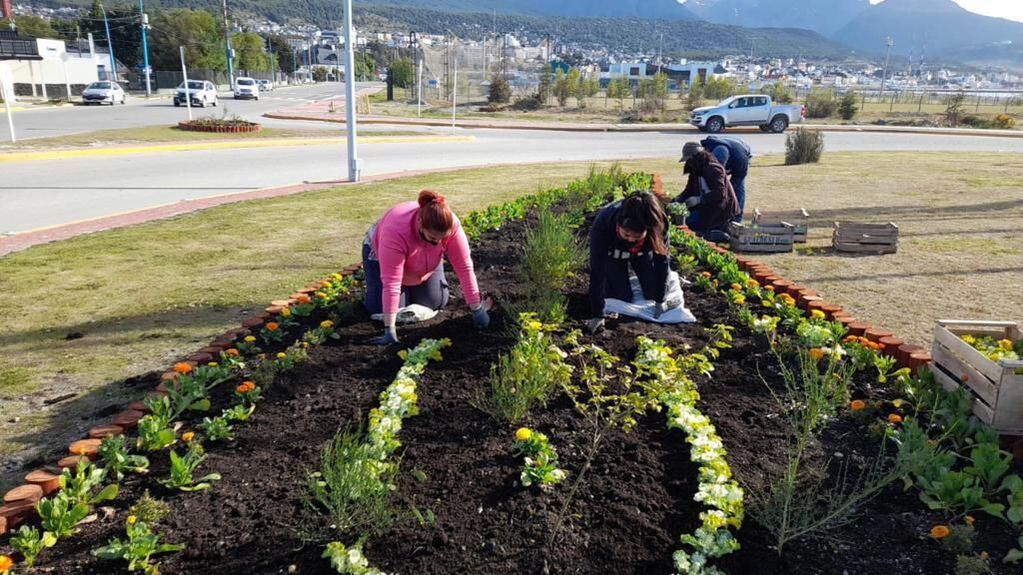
[417,190,454,233]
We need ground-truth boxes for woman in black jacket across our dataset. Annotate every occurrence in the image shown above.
[676,142,741,241]
[586,191,671,333]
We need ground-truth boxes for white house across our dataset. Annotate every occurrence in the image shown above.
[1,36,102,100]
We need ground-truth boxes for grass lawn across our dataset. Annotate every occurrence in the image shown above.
[0,125,426,150]
[1,153,1021,487]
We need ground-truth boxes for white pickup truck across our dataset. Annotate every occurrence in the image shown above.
[690,94,805,133]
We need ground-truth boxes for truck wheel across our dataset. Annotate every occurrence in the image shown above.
[706,116,725,133]
[770,115,789,133]
[759,124,771,132]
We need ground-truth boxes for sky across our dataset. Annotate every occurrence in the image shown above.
[870,0,1023,23]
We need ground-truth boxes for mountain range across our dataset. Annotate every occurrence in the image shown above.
[683,0,1023,59]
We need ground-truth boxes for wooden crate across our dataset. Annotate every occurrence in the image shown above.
[728,221,795,253]
[833,221,899,254]
[929,320,1023,435]
[752,208,810,243]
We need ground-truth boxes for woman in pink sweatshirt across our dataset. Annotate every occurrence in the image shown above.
[362,190,490,344]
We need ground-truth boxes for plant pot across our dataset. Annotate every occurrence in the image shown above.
[271,299,295,307]
[89,424,124,439]
[909,351,932,374]
[110,409,145,429]
[242,317,265,329]
[878,336,904,357]
[799,295,823,311]
[265,305,284,315]
[771,279,794,294]
[69,438,102,458]
[865,328,894,343]
[847,322,871,337]
[897,343,925,367]
[57,455,90,469]
[820,303,844,319]
[3,484,43,504]
[187,352,214,364]
[198,345,224,356]
[25,470,61,495]
[0,500,38,533]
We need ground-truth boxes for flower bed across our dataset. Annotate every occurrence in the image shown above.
[2,170,1020,575]
[176,119,262,134]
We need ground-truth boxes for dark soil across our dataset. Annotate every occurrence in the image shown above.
[5,203,1021,575]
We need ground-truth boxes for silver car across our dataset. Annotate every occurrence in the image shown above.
[174,80,219,107]
[82,81,126,105]
[234,77,260,100]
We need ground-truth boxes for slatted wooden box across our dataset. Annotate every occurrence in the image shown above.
[833,221,899,254]
[930,320,1023,435]
[728,221,795,253]
[752,208,810,243]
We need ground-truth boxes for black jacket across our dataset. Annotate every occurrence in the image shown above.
[588,200,669,316]
[702,136,752,177]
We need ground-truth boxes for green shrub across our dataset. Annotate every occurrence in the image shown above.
[805,88,836,119]
[512,94,542,111]
[475,315,573,423]
[945,91,966,127]
[488,74,511,104]
[993,114,1017,129]
[785,128,825,165]
[519,210,586,323]
[838,92,859,120]
[763,82,793,104]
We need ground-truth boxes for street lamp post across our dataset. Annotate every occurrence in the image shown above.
[222,0,235,90]
[139,0,152,97]
[100,3,117,82]
[880,36,894,97]
[342,0,360,182]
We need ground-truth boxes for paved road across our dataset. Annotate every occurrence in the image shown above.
[4,126,1023,234]
[0,82,369,140]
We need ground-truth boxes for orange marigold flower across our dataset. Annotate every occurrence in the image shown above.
[173,362,193,375]
[297,294,312,304]
[226,348,240,357]
[730,283,743,291]
[266,322,279,332]
[850,399,866,411]
[764,285,775,292]
[930,525,951,539]
[236,381,256,394]
[181,431,195,442]
[0,555,13,574]
[843,335,858,343]
[809,348,826,361]
[700,271,712,279]
[888,413,903,424]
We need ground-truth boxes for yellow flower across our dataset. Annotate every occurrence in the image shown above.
[700,271,712,279]
[998,339,1013,351]
[315,291,328,299]
[764,285,775,292]
[127,515,138,525]
[320,320,334,329]
[515,428,533,442]
[277,352,287,360]
[961,334,977,345]
[0,555,13,574]
[809,348,825,361]
[892,399,904,408]
[730,283,743,291]
[929,525,950,539]
[811,309,826,320]
[244,335,257,343]
[181,431,195,442]
[746,278,759,288]
[207,362,218,367]
[733,296,746,306]
[526,320,543,331]
[280,307,292,318]
[964,515,975,526]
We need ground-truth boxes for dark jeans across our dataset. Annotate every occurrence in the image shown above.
[731,172,747,222]
[362,243,450,315]
[603,258,662,303]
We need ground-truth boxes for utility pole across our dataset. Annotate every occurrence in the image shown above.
[139,0,151,97]
[100,2,117,82]
[221,0,235,90]
[342,0,360,182]
[180,46,192,121]
[880,36,894,97]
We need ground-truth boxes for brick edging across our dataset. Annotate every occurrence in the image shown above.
[178,121,262,134]
[0,262,364,535]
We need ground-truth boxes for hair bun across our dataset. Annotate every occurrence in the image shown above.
[418,190,445,207]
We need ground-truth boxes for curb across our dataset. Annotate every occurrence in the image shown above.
[264,111,1023,138]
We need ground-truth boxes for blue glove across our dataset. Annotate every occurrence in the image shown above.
[372,325,399,346]
[473,306,491,329]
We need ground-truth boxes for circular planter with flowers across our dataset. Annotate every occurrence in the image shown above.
[177,118,262,134]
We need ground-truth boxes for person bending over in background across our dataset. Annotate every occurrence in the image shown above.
[586,190,674,334]
[700,135,752,221]
[362,190,490,344]
[676,141,741,242]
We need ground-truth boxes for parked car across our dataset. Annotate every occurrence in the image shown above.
[234,77,260,100]
[174,80,219,107]
[257,79,274,92]
[82,81,126,105]
[689,94,805,133]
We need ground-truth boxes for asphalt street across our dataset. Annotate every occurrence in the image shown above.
[3,82,1023,234]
